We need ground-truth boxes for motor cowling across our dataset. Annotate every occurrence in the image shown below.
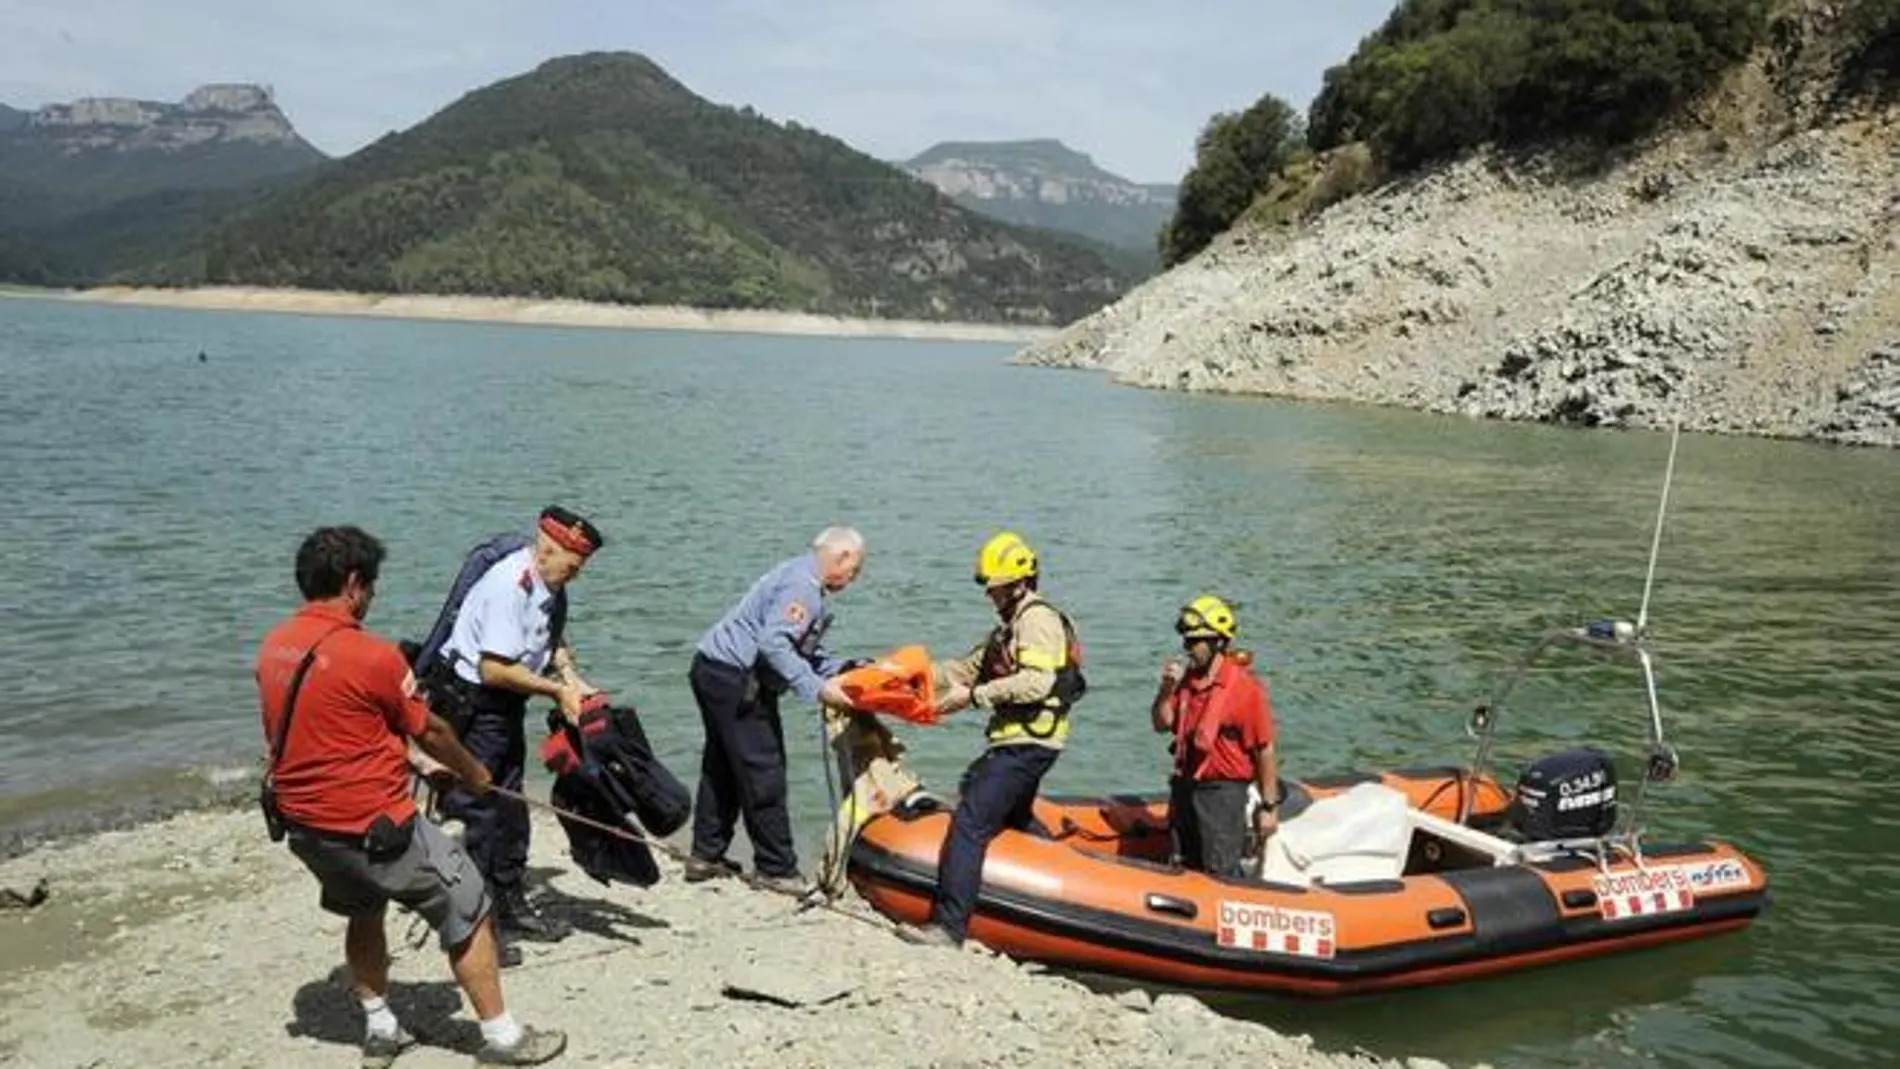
[1508,747,1617,841]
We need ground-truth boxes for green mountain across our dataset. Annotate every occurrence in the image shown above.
[0,85,326,284]
[902,139,1176,266]
[195,54,1134,323]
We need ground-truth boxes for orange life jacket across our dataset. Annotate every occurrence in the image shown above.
[835,645,939,725]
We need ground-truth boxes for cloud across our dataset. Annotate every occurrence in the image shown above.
[0,0,1396,182]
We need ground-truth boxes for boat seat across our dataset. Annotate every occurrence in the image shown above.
[1405,808,1520,865]
[1257,783,1414,888]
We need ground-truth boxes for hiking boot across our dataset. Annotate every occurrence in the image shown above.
[361,1026,417,1069]
[895,923,961,949]
[475,1025,567,1066]
[496,891,572,943]
[751,872,818,899]
[682,856,741,883]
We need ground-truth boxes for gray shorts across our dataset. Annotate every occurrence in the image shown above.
[288,816,491,950]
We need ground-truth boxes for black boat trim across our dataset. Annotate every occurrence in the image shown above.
[848,837,1766,985]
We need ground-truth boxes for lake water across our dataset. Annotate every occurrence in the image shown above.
[1,294,1896,1068]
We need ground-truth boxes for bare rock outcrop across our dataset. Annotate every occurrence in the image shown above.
[19,83,316,154]
[1019,21,1900,448]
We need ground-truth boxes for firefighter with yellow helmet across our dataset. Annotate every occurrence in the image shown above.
[1151,594,1279,876]
[896,531,1085,948]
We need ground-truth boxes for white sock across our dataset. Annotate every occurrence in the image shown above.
[359,994,399,1040]
[480,1011,523,1049]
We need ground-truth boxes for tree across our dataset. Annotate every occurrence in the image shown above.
[1161,92,1303,266]
[1303,0,1770,173]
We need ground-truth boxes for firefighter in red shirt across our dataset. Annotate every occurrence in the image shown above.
[1150,595,1280,877]
[255,526,565,1067]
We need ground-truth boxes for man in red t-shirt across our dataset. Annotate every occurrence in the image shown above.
[1150,595,1280,877]
[255,526,565,1068]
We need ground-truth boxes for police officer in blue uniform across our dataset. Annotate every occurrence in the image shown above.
[684,527,866,892]
[435,506,604,944]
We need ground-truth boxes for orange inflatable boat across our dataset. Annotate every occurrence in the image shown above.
[843,621,1771,997]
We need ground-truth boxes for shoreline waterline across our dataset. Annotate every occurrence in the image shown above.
[15,285,1066,344]
[0,802,1461,1069]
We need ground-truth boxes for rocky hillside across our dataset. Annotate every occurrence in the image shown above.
[1019,3,1900,448]
[904,139,1175,263]
[195,55,1133,324]
[0,85,326,285]
[0,85,322,218]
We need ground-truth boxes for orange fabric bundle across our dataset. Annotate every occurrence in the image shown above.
[837,645,939,725]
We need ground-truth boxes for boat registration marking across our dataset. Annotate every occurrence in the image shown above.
[1215,901,1336,959]
[1671,858,1752,893]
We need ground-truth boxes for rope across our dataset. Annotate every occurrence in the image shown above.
[1055,816,1159,843]
[487,786,897,933]
[1638,420,1683,634]
[818,713,840,821]
[400,777,899,952]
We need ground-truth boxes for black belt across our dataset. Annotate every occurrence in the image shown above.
[286,813,418,860]
[429,670,527,711]
[693,651,774,701]
[691,651,746,677]
[283,816,375,848]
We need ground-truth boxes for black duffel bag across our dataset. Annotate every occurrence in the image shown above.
[538,696,692,887]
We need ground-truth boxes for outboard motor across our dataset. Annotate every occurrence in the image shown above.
[1508,747,1618,841]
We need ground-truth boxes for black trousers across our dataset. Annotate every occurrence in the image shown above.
[439,685,530,897]
[1169,777,1253,878]
[688,653,798,877]
[934,744,1060,941]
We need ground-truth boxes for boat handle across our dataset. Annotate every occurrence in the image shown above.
[1144,893,1198,920]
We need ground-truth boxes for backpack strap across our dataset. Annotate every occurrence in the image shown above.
[411,532,531,677]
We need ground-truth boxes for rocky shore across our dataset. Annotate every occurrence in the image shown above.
[0,805,1484,1069]
[1017,106,1899,447]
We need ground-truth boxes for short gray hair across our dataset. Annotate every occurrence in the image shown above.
[812,526,864,556]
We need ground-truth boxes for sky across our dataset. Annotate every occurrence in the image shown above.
[0,0,1398,184]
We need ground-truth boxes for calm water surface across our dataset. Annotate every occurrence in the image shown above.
[1,295,1895,1068]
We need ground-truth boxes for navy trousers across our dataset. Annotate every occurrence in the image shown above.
[1169,777,1252,877]
[441,687,530,896]
[688,653,799,878]
[933,744,1060,941]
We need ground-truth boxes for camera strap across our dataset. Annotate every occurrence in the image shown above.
[265,626,351,788]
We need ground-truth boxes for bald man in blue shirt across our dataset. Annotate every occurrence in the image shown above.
[685,527,865,892]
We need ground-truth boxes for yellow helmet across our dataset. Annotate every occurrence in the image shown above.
[974,531,1038,588]
[1176,594,1237,641]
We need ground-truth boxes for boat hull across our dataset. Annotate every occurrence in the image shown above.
[847,771,1769,997]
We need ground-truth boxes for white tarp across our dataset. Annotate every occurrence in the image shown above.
[1257,782,1414,887]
